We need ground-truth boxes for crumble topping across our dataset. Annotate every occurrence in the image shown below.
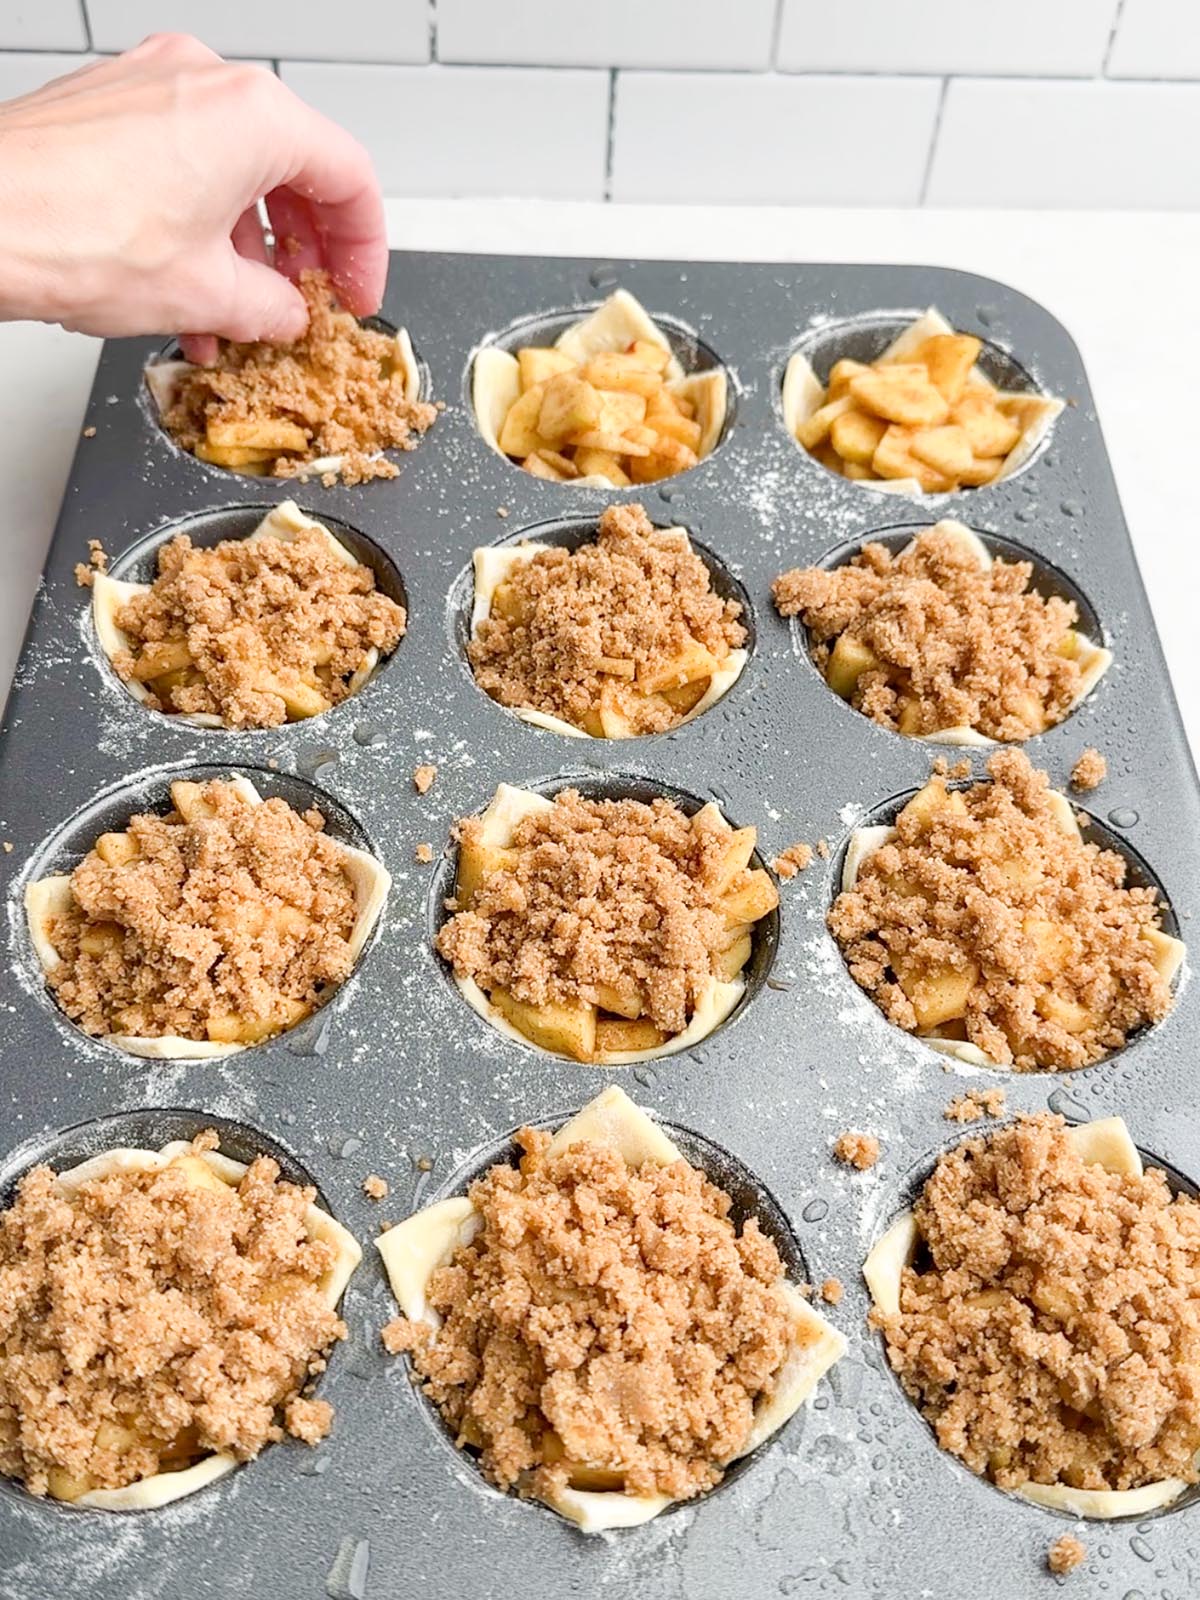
[380,1127,794,1502]
[834,1132,880,1171]
[437,789,768,1037]
[874,1115,1200,1496]
[1048,1535,1087,1575]
[74,539,109,589]
[772,525,1087,741]
[160,270,436,486]
[109,527,405,728]
[412,764,437,794]
[45,780,359,1044]
[467,503,745,737]
[1071,747,1107,791]
[773,842,813,879]
[0,1134,345,1498]
[944,1087,1007,1123]
[829,750,1175,1070]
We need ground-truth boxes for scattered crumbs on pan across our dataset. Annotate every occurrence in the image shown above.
[415,842,433,863]
[415,1155,434,1173]
[833,1131,880,1170]
[413,764,437,794]
[496,506,509,519]
[2,842,12,854]
[1048,1535,1086,1576]
[815,838,830,860]
[773,842,813,879]
[944,1087,1007,1123]
[820,1277,844,1306]
[82,425,96,439]
[1070,747,1107,791]
[932,754,973,781]
[362,1174,389,1201]
[73,539,109,588]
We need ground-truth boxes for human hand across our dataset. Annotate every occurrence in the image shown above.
[0,33,387,361]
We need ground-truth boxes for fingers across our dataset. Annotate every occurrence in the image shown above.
[198,251,309,345]
[273,98,387,315]
[231,204,271,266]
[263,187,323,278]
[180,333,219,366]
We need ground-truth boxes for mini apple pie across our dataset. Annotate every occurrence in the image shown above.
[469,503,747,738]
[473,289,727,485]
[436,784,778,1063]
[772,521,1111,744]
[93,502,405,729]
[147,270,436,485]
[830,751,1184,1070]
[782,308,1062,493]
[25,777,389,1058]
[378,1086,844,1532]
[865,1113,1200,1517]
[0,1128,359,1510]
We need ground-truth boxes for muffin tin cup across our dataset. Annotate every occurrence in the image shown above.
[0,255,1198,1597]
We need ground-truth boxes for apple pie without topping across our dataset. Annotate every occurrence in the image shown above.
[147,270,435,485]
[436,785,778,1063]
[0,1129,359,1510]
[473,289,727,486]
[24,777,389,1058]
[93,502,405,729]
[782,308,1062,494]
[469,503,748,739]
[830,751,1184,1070]
[772,521,1111,745]
[864,1114,1200,1518]
[378,1086,844,1532]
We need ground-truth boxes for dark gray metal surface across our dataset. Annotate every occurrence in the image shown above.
[0,254,1196,1600]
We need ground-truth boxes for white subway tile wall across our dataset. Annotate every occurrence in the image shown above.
[0,2,1193,207]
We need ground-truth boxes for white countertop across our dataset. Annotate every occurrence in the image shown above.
[2,199,1196,759]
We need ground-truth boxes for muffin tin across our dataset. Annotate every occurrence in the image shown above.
[0,254,1197,1599]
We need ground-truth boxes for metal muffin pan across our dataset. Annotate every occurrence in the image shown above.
[0,255,1196,1599]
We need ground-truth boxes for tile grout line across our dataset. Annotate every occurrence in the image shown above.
[603,67,616,203]
[1103,0,1128,75]
[768,0,785,69]
[918,76,950,206]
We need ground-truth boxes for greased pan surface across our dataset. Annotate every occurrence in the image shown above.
[0,255,1196,1599]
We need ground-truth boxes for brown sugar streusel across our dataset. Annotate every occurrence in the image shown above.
[467,502,746,737]
[1047,1535,1086,1575]
[874,1115,1200,1500]
[436,788,777,1057]
[772,523,1093,741]
[829,750,1177,1071]
[944,1087,1006,1123]
[42,779,362,1046]
[108,524,405,728]
[0,1132,346,1500]
[773,842,813,879]
[159,270,436,485]
[380,1126,795,1503]
[1071,747,1107,791]
[833,1131,880,1171]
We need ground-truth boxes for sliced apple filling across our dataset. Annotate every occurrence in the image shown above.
[829,750,1183,1070]
[24,777,389,1058]
[0,1130,359,1511]
[782,308,1062,494]
[92,501,405,729]
[147,269,435,485]
[473,289,727,485]
[864,1114,1200,1518]
[469,502,748,739]
[378,1087,844,1532]
[773,521,1111,745]
[436,785,778,1063]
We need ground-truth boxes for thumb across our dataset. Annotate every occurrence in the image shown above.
[202,254,309,345]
